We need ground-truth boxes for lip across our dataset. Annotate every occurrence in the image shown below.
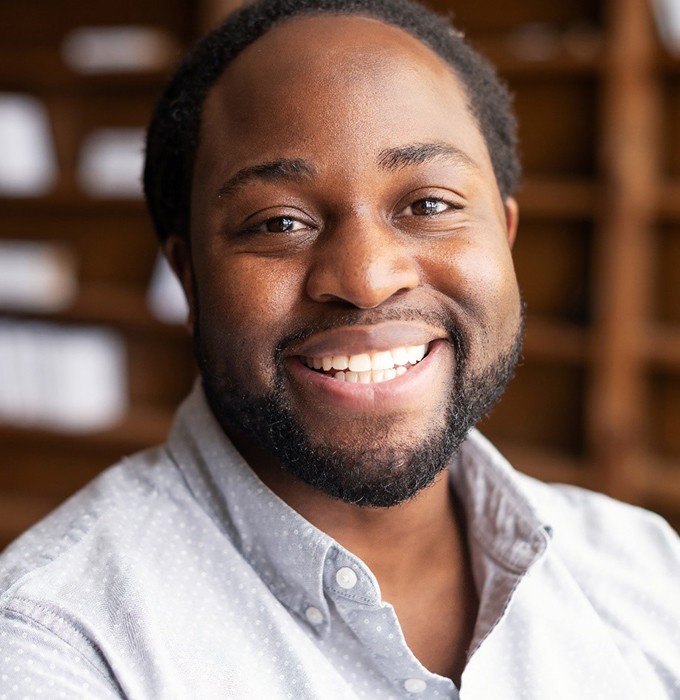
[285,337,452,414]
[285,321,449,359]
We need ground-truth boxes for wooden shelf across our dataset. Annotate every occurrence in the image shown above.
[656,50,680,75]
[0,404,174,453]
[0,45,178,91]
[517,178,598,218]
[657,181,680,220]
[0,194,147,214]
[473,35,603,77]
[523,317,590,364]
[492,438,597,490]
[629,459,680,509]
[1,284,187,336]
[646,326,680,370]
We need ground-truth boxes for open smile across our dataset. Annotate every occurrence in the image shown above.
[301,344,429,384]
[284,321,452,411]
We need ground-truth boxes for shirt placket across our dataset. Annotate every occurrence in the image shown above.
[323,546,459,699]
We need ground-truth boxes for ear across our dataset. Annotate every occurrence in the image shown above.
[503,196,519,250]
[162,234,196,333]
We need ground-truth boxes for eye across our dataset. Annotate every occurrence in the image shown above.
[242,215,311,235]
[405,198,451,216]
[392,190,465,235]
[263,216,304,233]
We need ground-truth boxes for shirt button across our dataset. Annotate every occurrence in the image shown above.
[335,566,358,589]
[305,606,324,625]
[403,678,427,694]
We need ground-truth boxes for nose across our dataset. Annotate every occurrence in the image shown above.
[305,215,421,308]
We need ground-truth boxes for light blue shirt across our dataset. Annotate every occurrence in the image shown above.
[1,384,679,699]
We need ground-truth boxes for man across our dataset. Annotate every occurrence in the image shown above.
[1,0,679,697]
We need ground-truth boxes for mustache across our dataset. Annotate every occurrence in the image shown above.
[274,307,468,363]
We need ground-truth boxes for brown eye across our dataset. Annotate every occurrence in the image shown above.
[239,208,315,238]
[409,198,448,215]
[265,217,297,232]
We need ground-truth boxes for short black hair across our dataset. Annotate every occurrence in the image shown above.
[143,0,520,242]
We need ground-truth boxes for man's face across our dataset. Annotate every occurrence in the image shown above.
[174,15,523,506]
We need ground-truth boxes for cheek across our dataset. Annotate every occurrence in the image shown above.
[422,236,521,342]
[194,256,305,386]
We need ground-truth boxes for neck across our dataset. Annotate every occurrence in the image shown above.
[232,434,479,683]
[231,433,467,590]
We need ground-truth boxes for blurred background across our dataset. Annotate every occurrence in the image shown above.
[1,0,680,549]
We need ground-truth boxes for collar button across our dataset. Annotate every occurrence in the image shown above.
[335,566,358,589]
[305,606,324,625]
[403,678,427,693]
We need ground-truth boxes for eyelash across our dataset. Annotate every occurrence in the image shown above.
[237,195,461,236]
[402,197,459,216]
[241,216,308,235]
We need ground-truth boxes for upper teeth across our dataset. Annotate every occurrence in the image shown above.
[304,344,428,373]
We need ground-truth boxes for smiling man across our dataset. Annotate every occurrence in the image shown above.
[1,1,680,698]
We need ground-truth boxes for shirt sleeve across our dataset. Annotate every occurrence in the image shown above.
[0,609,122,699]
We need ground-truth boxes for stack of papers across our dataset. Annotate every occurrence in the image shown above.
[0,241,77,313]
[0,321,127,433]
[61,26,177,75]
[0,94,57,197]
[653,0,680,53]
[77,128,145,199]
[146,253,188,325]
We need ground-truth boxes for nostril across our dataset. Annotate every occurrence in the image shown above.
[305,250,421,308]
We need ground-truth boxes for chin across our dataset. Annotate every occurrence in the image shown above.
[198,303,525,507]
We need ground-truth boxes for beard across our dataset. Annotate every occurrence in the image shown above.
[199,306,525,508]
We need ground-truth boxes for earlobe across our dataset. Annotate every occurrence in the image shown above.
[162,235,196,333]
[504,197,520,249]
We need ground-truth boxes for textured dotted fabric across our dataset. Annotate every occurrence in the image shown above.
[1,384,680,699]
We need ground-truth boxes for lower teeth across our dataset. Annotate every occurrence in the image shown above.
[330,366,409,383]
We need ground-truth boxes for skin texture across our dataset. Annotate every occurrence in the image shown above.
[166,15,522,684]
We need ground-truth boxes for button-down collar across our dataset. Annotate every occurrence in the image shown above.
[167,383,552,652]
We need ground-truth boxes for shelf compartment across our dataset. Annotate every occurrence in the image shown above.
[652,222,680,325]
[523,317,590,363]
[646,326,680,369]
[661,74,680,178]
[513,217,593,325]
[490,438,597,489]
[481,360,588,458]
[511,76,600,178]
[517,178,598,218]
[426,0,602,34]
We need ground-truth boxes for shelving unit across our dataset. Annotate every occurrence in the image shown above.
[1,0,679,548]
[0,0,196,548]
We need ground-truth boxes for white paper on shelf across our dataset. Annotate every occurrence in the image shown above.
[653,0,680,53]
[61,26,177,74]
[0,93,57,196]
[0,241,78,313]
[0,320,128,433]
[77,128,145,198]
[146,253,189,325]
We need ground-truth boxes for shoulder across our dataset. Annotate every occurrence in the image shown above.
[0,444,222,613]
[517,473,680,686]
[0,447,190,695]
[463,432,680,686]
[463,431,680,580]
[517,473,680,577]
[0,442,263,697]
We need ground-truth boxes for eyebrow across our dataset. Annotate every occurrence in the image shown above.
[377,142,478,171]
[216,158,316,199]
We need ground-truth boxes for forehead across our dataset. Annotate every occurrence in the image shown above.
[195,14,494,187]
